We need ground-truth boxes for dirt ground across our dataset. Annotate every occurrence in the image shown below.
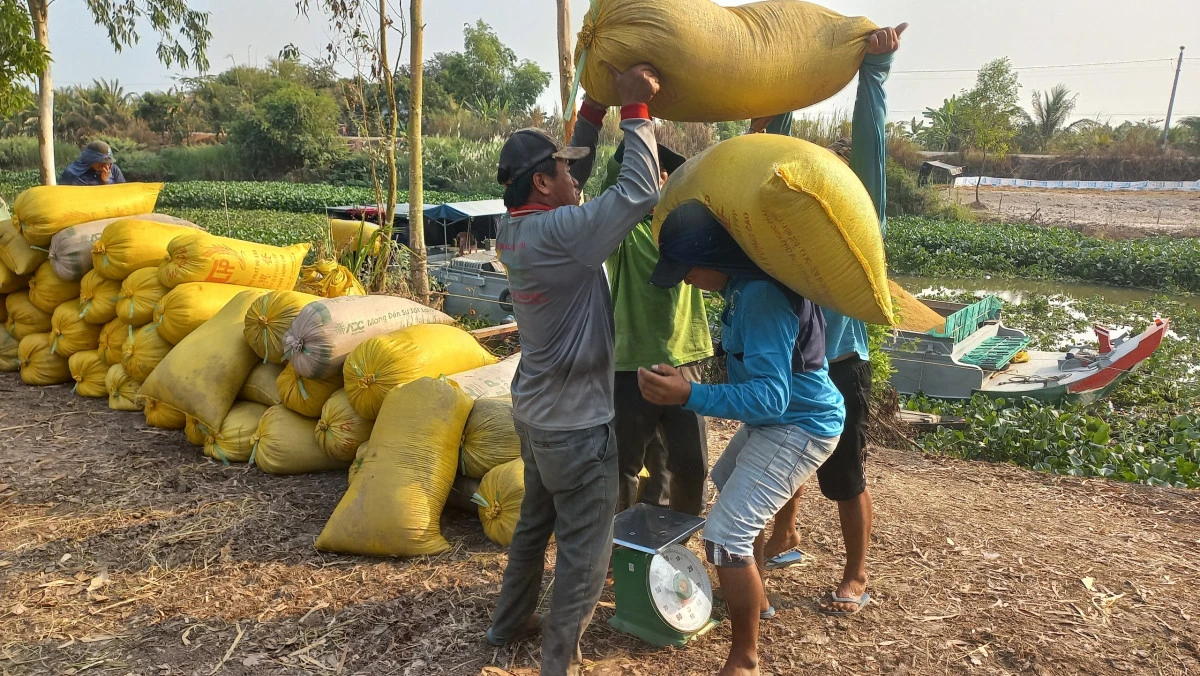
[947,187,1200,239]
[2,374,1199,676]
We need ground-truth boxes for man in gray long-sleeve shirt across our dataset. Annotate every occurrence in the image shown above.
[484,64,663,676]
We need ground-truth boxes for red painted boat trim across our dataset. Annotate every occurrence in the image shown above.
[1067,319,1169,394]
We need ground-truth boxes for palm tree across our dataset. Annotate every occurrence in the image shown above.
[919,96,962,152]
[1021,84,1077,152]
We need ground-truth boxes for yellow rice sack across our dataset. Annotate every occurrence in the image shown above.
[329,219,381,255]
[115,268,166,326]
[49,213,197,281]
[77,270,122,324]
[123,325,173,382]
[283,295,454,380]
[27,262,81,314]
[159,232,309,290]
[653,133,894,325]
[13,182,163,245]
[143,398,186,430]
[49,301,102,357]
[315,389,374,462]
[277,363,340,418]
[205,402,269,464]
[0,218,47,275]
[449,354,520,399]
[344,324,498,420]
[347,441,369,485]
[242,290,322,363]
[105,364,142,411]
[91,218,198,281]
[6,291,52,340]
[295,260,366,298]
[316,378,474,557]
[460,396,521,479]
[473,458,526,547]
[138,290,269,436]
[69,350,108,397]
[250,405,349,475]
[238,362,284,406]
[96,319,128,365]
[184,415,207,447]
[18,333,71,385]
[0,329,19,372]
[155,282,263,345]
[0,259,29,294]
[577,0,875,122]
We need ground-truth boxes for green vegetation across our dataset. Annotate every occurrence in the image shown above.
[905,292,1200,489]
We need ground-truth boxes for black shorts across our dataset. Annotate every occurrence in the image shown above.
[815,356,871,501]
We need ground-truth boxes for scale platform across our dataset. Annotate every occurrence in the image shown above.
[613,503,706,554]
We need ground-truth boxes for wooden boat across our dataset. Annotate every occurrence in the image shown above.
[884,295,1169,405]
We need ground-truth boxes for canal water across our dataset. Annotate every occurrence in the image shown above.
[893,276,1200,311]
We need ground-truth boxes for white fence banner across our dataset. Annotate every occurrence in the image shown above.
[953,176,1200,192]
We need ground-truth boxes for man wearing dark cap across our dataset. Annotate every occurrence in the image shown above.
[485,63,662,676]
[60,141,126,186]
[601,142,712,517]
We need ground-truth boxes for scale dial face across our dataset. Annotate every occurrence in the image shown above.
[647,544,713,633]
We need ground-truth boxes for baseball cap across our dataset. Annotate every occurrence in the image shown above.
[497,128,590,185]
[647,201,723,288]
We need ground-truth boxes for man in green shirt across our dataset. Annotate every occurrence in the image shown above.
[604,143,714,516]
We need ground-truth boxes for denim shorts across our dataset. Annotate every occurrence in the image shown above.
[703,424,839,562]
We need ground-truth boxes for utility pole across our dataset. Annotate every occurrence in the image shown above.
[1161,46,1185,146]
[557,0,575,140]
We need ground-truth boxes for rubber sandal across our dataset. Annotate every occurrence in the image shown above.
[818,591,871,617]
[764,550,807,571]
[485,613,544,646]
[713,593,776,621]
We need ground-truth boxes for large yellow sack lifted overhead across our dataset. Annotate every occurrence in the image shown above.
[283,295,454,380]
[0,329,19,372]
[238,362,284,406]
[159,232,309,290]
[27,262,81,314]
[105,364,142,411]
[0,259,29,294]
[123,325,173,382]
[277,362,341,418]
[96,319,129,365]
[0,218,47,275]
[242,290,322,363]
[69,350,108,397]
[474,458,527,547]
[77,270,122,324]
[6,291,52,340]
[138,290,268,437]
[49,301,102,357]
[143,398,186,429]
[13,182,163,245]
[653,133,894,325]
[316,378,474,557]
[344,323,498,420]
[316,389,374,462]
[250,405,349,475]
[91,218,198,281]
[18,333,71,385]
[155,282,263,345]
[461,396,522,479]
[576,0,875,122]
[49,213,197,281]
[115,268,166,326]
[205,402,269,464]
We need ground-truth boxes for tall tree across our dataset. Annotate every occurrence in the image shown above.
[408,0,428,303]
[429,21,550,114]
[1020,84,1078,152]
[958,58,1020,204]
[0,0,48,118]
[6,0,211,184]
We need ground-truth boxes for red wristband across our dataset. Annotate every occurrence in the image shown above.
[620,103,650,120]
[578,102,606,126]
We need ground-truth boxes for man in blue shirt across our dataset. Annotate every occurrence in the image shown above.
[759,23,906,618]
[60,141,127,186]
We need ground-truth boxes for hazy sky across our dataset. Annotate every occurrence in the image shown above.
[47,0,1200,125]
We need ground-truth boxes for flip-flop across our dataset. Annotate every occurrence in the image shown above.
[485,613,545,646]
[764,550,807,571]
[713,592,777,621]
[818,591,871,617]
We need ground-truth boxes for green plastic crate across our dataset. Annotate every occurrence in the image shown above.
[960,336,1031,370]
[930,295,1002,343]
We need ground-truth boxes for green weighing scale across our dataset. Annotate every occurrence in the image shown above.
[609,504,720,647]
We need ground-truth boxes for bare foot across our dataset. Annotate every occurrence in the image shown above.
[762,527,801,560]
[819,577,868,614]
[717,657,759,676]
